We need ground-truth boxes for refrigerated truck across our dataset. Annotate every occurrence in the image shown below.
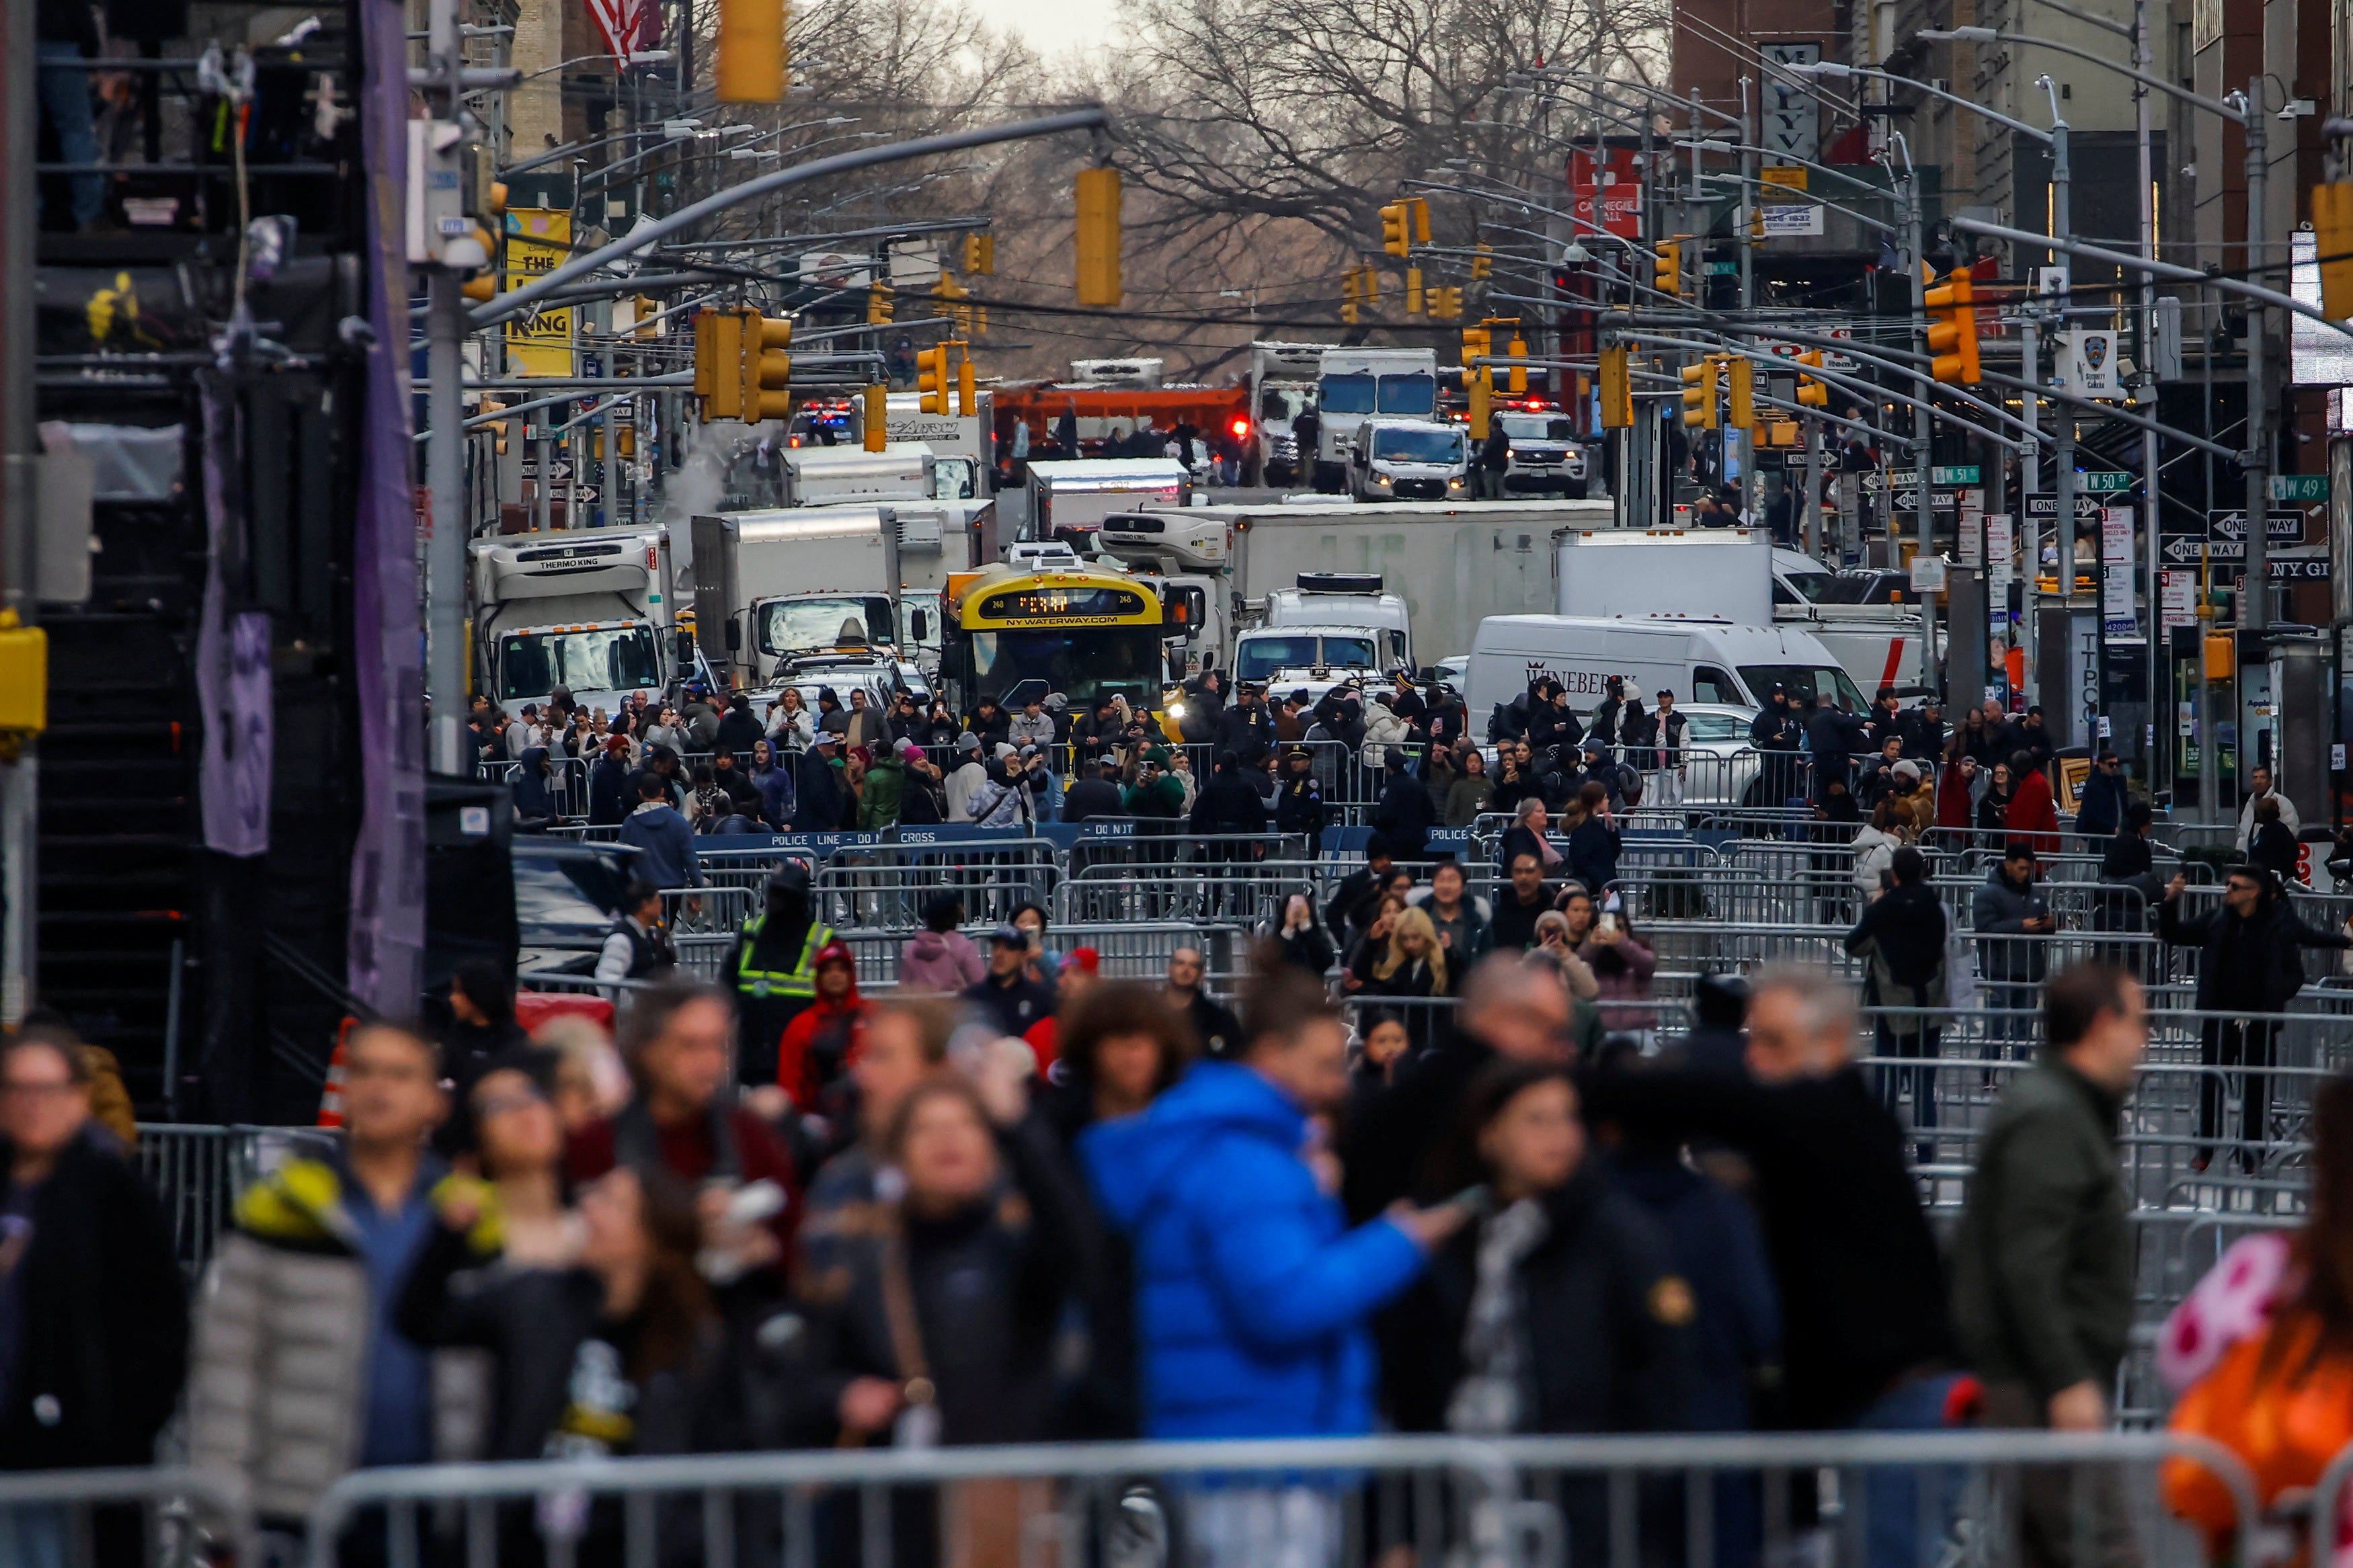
[472,527,680,719]
[1311,347,1439,491]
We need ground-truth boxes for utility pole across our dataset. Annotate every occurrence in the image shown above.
[2242,77,2272,631]
[1900,149,1938,695]
[1,0,36,1022]
[424,0,469,775]
[2136,0,2163,782]
[2020,315,2041,708]
[2048,106,2080,745]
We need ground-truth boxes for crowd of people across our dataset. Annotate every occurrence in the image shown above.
[10,901,2353,1568]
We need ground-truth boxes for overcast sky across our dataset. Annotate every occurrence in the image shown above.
[963,0,1120,55]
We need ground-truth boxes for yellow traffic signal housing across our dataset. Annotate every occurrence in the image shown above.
[1794,349,1830,408]
[1726,357,1755,429]
[957,349,977,417]
[715,0,786,103]
[1410,198,1432,245]
[1431,285,1463,321]
[1380,202,1410,258]
[1468,369,1492,440]
[868,282,893,324]
[1923,270,1982,384]
[737,309,793,421]
[2315,183,2353,319]
[480,399,508,455]
[1341,269,1361,325]
[1506,334,1529,395]
[916,344,951,414]
[1471,243,1492,281]
[864,384,889,451]
[963,233,995,276]
[1357,263,1378,305]
[1074,166,1123,308]
[1680,359,1718,429]
[1653,240,1683,298]
[1406,267,1425,316]
[695,307,745,422]
[1599,345,1632,429]
[1462,327,1491,365]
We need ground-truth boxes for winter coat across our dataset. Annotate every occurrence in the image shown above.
[962,969,1058,1037]
[1373,772,1437,856]
[1575,932,1657,1034]
[2005,767,2061,855]
[1082,1062,1427,1437]
[1849,825,1901,897]
[1384,1166,1697,1436]
[2159,889,2352,1012]
[1845,880,1948,1034]
[715,707,766,757]
[944,758,988,821]
[588,755,633,826]
[1611,1153,1782,1432]
[1361,704,1414,770]
[619,800,701,888]
[2073,767,2128,839]
[2235,788,2303,854]
[1443,772,1493,827]
[0,1130,188,1470]
[510,747,558,829]
[190,1157,481,1520]
[1948,1059,2132,1403]
[1212,701,1275,757]
[965,772,1031,829]
[1972,865,2052,983]
[1063,774,1129,822]
[1190,772,1271,838]
[900,928,985,992]
[1578,1063,1952,1429]
[1565,817,1621,893]
[766,705,816,751]
[854,754,904,829]
[799,1114,1103,1446]
[750,761,795,827]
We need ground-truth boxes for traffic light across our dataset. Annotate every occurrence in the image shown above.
[916,344,950,414]
[1680,358,1718,429]
[1471,243,1492,281]
[1726,357,1754,429]
[1431,285,1463,321]
[1462,325,1491,366]
[737,308,793,421]
[1357,263,1378,305]
[963,233,994,276]
[1599,344,1632,429]
[863,384,888,452]
[1794,349,1830,408]
[480,399,508,456]
[1923,269,1982,384]
[957,348,977,417]
[632,294,660,341]
[867,281,893,324]
[715,0,785,103]
[1468,369,1492,440]
[694,307,744,422]
[1410,198,1431,245]
[1506,333,1528,395]
[1380,201,1411,257]
[1074,166,1123,308]
[1406,267,1424,317]
[1341,269,1361,325]
[2315,183,2353,318]
[1652,241,1683,298]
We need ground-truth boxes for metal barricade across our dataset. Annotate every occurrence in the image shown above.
[133,1123,340,1277]
[0,1467,251,1567]
[306,1431,2268,1568]
[1057,835,1307,926]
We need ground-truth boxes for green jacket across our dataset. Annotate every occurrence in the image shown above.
[1124,774,1187,818]
[1949,1057,2132,1400]
[856,755,904,829]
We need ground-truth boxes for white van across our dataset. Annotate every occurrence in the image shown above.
[1346,417,1471,501]
[1465,614,1867,729]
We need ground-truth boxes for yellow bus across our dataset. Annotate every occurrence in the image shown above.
[943,565,1172,713]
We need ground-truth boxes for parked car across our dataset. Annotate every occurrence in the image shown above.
[1495,411,1589,498]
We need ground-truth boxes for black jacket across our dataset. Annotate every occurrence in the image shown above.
[2159,889,2352,1012]
[1373,773,1437,854]
[1211,702,1275,757]
[1579,1063,1954,1428]
[1384,1166,1696,1435]
[1324,864,1392,950]
[1062,775,1129,823]
[1489,886,1554,952]
[1179,990,1245,1059]
[1340,1026,1501,1221]
[0,1131,188,1469]
[1274,773,1326,837]
[1190,772,1271,838]
[715,708,766,758]
[1806,707,1871,792]
[961,970,1058,1037]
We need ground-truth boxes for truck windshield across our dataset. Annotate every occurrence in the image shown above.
[1371,427,1464,464]
[1498,415,1574,442]
[760,595,893,655]
[1739,663,1868,712]
[1234,634,1378,680]
[967,625,1167,708]
[1778,569,1839,604]
[1320,373,1376,415]
[1375,373,1437,415]
[498,626,661,700]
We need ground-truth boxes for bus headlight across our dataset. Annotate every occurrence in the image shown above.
[1166,700,1187,718]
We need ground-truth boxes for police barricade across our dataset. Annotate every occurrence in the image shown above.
[133,1122,340,1278]
[689,829,1064,930]
[486,754,595,820]
[658,884,760,936]
[305,1430,2267,1568]
[0,1466,251,1567]
[829,921,1241,993]
[1057,835,1307,927]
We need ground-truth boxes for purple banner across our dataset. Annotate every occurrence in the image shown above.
[348,0,426,1013]
[196,383,272,858]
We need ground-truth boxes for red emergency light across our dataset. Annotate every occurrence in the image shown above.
[1230,418,1250,438]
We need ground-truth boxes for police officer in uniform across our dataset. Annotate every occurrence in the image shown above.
[1274,743,1328,857]
[597,880,678,993]
[727,864,835,1088]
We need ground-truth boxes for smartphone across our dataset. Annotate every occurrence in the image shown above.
[1599,911,1618,936]
[1442,1184,1494,1221]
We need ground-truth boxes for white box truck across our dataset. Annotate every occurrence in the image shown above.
[1558,528,1778,622]
[883,393,991,498]
[1311,346,1438,491]
[1464,615,1868,729]
[471,527,680,718]
[691,503,991,685]
[776,443,937,507]
[1020,458,1191,542]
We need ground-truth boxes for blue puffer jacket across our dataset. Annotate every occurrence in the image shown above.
[1081,1061,1427,1439]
